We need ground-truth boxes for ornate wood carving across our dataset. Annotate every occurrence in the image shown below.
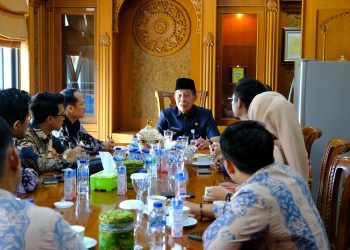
[267,0,278,12]
[99,32,110,46]
[113,0,125,33]
[133,0,191,57]
[202,32,214,108]
[191,0,202,33]
[338,55,348,61]
[320,11,350,61]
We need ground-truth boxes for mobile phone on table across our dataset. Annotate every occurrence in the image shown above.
[197,168,211,175]
[188,229,205,241]
[161,192,195,198]
[42,176,58,185]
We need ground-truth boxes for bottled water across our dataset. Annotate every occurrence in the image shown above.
[64,168,76,200]
[117,165,127,195]
[131,134,139,150]
[171,198,183,238]
[151,156,158,179]
[113,148,123,169]
[175,171,187,198]
[77,158,89,195]
[149,202,166,250]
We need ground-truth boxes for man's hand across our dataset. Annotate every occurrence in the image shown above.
[183,200,200,215]
[194,137,210,149]
[63,147,84,164]
[204,186,231,201]
[102,135,115,153]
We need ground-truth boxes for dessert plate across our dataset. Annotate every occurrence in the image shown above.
[54,201,74,208]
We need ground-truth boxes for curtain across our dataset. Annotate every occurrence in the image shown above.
[0,0,28,48]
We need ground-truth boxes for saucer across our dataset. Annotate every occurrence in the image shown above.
[84,237,97,249]
[192,161,214,167]
[166,216,197,228]
[119,199,144,210]
[54,201,74,208]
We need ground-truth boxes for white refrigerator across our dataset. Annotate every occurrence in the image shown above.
[294,59,350,198]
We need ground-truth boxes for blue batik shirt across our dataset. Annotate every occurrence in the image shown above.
[156,105,220,140]
[204,163,330,250]
[0,189,84,250]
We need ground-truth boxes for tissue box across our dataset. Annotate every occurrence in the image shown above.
[90,171,117,192]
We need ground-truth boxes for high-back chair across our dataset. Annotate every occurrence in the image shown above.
[155,90,208,116]
[316,138,350,221]
[322,153,350,249]
[301,125,322,159]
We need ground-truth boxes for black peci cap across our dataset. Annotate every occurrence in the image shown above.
[175,78,196,93]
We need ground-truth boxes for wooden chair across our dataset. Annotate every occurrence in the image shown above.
[316,138,350,222]
[322,153,350,249]
[154,90,208,116]
[301,125,322,159]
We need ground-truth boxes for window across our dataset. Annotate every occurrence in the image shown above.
[0,47,19,89]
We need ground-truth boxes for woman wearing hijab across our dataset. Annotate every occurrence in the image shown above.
[247,91,309,182]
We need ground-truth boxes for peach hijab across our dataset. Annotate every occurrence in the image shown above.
[247,91,309,182]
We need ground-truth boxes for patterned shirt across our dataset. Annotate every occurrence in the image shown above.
[204,163,329,250]
[17,121,66,173]
[156,105,220,140]
[55,118,102,154]
[0,189,84,250]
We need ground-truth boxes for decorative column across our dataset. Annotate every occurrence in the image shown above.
[265,0,279,90]
[98,32,112,140]
[202,32,214,109]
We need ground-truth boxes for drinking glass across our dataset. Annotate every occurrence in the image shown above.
[165,150,180,179]
[164,129,173,141]
[130,173,149,201]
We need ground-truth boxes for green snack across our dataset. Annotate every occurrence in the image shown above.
[123,160,144,188]
[99,209,134,250]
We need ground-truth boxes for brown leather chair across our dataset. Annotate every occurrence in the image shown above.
[321,153,350,249]
[301,125,322,159]
[154,90,208,116]
[316,138,350,222]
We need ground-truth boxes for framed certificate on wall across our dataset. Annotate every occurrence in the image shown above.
[230,66,245,83]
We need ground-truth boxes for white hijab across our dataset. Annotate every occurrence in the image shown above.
[248,91,309,182]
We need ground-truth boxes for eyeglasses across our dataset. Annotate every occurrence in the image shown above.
[54,112,66,117]
[228,96,239,103]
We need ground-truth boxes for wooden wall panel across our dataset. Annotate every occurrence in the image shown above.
[302,0,350,60]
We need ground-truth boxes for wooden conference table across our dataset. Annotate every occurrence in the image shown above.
[20,161,228,249]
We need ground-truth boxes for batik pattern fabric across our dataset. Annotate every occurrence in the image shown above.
[56,118,101,154]
[0,189,84,250]
[17,121,66,173]
[203,163,330,250]
[16,168,39,195]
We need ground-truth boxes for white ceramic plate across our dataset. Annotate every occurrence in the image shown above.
[119,199,144,210]
[192,161,214,167]
[54,201,74,208]
[84,237,97,249]
[166,216,197,228]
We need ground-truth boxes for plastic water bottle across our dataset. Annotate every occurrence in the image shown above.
[64,168,76,200]
[149,202,166,249]
[131,134,139,150]
[113,148,123,169]
[117,165,127,195]
[151,156,158,179]
[175,171,187,198]
[77,158,89,195]
[171,198,183,238]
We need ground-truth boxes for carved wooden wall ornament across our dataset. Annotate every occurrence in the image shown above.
[133,0,191,56]
[191,0,202,33]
